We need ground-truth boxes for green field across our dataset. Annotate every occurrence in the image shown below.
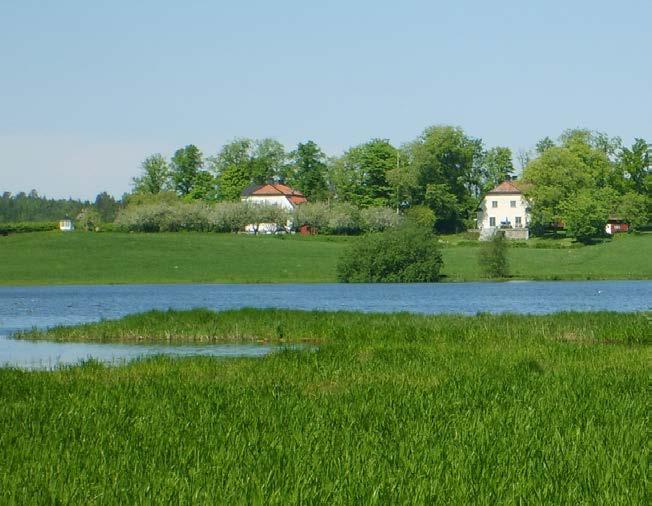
[3,309,649,503]
[0,231,650,284]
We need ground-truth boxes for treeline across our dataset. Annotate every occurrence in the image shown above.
[132,126,650,236]
[522,132,650,241]
[0,191,120,224]
[4,125,650,239]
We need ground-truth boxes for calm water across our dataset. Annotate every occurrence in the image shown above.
[1,281,650,369]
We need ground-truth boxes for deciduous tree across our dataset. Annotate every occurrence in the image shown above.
[133,154,170,194]
[170,145,203,197]
[287,141,328,201]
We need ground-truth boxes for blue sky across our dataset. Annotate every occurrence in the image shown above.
[1,0,650,199]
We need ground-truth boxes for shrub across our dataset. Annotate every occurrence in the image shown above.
[76,208,102,231]
[326,203,361,234]
[478,231,509,278]
[337,226,443,282]
[405,205,436,230]
[360,207,403,232]
[0,222,58,234]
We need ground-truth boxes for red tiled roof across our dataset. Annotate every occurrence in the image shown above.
[288,195,307,205]
[487,180,524,194]
[243,183,306,198]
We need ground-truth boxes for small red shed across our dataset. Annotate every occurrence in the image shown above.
[605,217,629,235]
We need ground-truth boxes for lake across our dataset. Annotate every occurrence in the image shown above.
[1,281,650,369]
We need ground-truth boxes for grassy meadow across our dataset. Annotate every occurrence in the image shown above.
[0,230,651,284]
[3,309,650,503]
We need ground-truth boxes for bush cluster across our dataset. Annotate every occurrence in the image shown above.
[0,222,58,235]
[114,202,403,234]
[337,225,443,282]
[478,231,510,278]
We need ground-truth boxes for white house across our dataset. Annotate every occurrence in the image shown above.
[59,218,74,232]
[477,181,530,240]
[241,183,307,233]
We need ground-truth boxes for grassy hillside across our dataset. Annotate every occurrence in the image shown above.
[0,231,650,284]
[3,309,649,503]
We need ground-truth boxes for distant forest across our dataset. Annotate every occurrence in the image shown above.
[0,191,120,223]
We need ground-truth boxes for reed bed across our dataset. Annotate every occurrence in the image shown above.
[2,310,650,503]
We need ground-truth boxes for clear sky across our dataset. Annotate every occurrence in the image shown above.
[1,0,650,200]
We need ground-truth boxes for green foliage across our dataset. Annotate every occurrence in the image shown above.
[210,138,288,200]
[0,190,88,222]
[330,139,396,206]
[75,208,102,231]
[535,136,555,155]
[618,138,650,194]
[337,225,443,282]
[170,144,204,196]
[250,138,287,184]
[186,171,218,201]
[616,192,648,230]
[360,206,402,232]
[0,221,58,234]
[559,188,614,243]
[132,154,170,194]
[479,231,510,278]
[287,141,328,201]
[523,146,599,227]
[4,310,648,503]
[93,191,119,222]
[215,162,251,201]
[405,205,436,230]
[524,130,650,235]
[481,146,514,191]
[406,125,484,232]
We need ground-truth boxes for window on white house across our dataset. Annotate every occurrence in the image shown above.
[491,201,498,208]
[510,200,516,208]
[515,216,522,226]
[489,217,496,227]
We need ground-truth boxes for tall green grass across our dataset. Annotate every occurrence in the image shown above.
[2,310,649,503]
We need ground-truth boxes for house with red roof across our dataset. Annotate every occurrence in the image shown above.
[240,183,307,233]
[477,180,531,240]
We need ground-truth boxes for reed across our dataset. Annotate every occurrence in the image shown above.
[2,309,649,503]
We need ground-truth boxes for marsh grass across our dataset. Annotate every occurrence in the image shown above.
[2,309,650,503]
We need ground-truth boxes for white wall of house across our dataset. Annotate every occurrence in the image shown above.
[59,219,74,232]
[477,194,529,237]
[241,195,294,210]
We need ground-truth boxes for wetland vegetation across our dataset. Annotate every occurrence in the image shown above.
[3,309,649,503]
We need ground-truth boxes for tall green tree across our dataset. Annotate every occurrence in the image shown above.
[535,137,555,155]
[618,138,650,194]
[251,138,287,184]
[187,171,219,201]
[133,154,170,194]
[405,125,484,232]
[210,138,288,200]
[482,147,514,191]
[170,145,203,197]
[523,131,614,229]
[93,192,119,222]
[287,141,328,201]
[333,139,396,207]
[559,187,615,243]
